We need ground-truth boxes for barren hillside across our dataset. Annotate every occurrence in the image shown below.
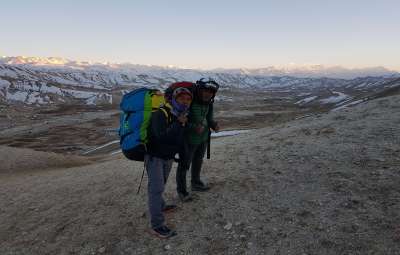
[1,95,399,254]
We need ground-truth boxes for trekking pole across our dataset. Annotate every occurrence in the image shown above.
[207,129,211,159]
[137,161,146,194]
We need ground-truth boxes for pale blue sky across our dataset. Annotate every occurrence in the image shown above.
[1,0,399,70]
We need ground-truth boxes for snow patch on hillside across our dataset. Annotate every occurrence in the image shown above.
[319,92,349,104]
[331,99,366,111]
[0,79,11,88]
[214,95,234,102]
[295,96,318,105]
[211,129,252,137]
[6,90,29,102]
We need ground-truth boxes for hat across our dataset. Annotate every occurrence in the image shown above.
[173,87,193,100]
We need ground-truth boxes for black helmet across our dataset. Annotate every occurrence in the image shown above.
[195,78,219,93]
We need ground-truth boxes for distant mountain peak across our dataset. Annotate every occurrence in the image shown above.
[0,56,72,66]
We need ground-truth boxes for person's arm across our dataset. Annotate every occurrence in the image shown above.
[186,107,200,132]
[187,122,196,131]
[189,106,208,134]
[206,103,219,131]
[150,111,183,144]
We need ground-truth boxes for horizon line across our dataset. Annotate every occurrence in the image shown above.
[1,55,400,72]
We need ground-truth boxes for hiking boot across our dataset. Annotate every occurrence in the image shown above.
[150,225,177,239]
[191,181,210,192]
[178,192,193,202]
[162,204,178,213]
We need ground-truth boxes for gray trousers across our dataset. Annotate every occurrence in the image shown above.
[145,155,173,228]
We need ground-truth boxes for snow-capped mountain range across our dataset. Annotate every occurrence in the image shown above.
[213,65,399,79]
[2,56,398,79]
[0,56,399,106]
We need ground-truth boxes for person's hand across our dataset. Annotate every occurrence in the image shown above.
[177,115,188,126]
[195,124,205,134]
[213,123,220,132]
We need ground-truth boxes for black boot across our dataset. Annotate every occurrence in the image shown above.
[191,180,210,191]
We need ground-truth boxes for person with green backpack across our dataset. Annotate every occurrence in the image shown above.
[176,78,220,202]
[145,86,193,238]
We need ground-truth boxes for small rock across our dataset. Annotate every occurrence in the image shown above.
[235,222,242,226]
[317,127,335,135]
[164,244,171,251]
[224,222,233,230]
[240,235,246,239]
[393,227,400,241]
[98,247,106,253]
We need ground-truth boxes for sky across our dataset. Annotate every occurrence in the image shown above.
[1,0,400,70]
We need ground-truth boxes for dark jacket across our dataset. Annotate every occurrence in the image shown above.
[147,106,185,160]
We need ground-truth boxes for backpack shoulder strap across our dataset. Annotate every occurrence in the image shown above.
[159,107,169,120]
[159,104,173,125]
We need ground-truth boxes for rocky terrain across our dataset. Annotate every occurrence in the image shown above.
[1,91,399,254]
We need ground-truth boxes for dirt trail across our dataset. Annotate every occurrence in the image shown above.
[1,95,399,254]
[0,146,94,175]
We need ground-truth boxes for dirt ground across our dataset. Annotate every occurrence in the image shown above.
[0,95,399,254]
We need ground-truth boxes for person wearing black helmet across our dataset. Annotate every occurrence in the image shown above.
[176,78,220,202]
